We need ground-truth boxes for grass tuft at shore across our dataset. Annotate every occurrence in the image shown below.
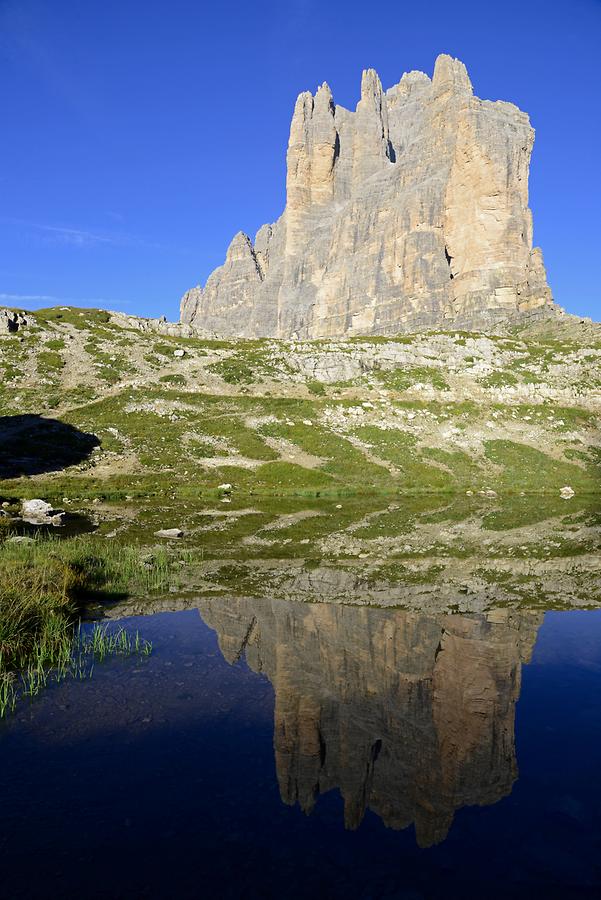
[0,537,164,716]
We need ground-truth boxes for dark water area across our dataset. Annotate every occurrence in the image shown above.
[1,602,600,899]
[0,511,97,538]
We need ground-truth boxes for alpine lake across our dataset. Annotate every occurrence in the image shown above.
[1,492,600,900]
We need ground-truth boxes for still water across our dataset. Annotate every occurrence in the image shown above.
[1,600,600,899]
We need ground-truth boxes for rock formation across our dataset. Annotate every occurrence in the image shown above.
[1,308,29,333]
[181,54,554,338]
[198,597,542,846]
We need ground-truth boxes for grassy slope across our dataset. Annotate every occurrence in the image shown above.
[0,306,600,503]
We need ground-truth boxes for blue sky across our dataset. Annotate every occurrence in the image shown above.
[0,0,599,321]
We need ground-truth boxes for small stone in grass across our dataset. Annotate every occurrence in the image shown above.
[154,528,184,539]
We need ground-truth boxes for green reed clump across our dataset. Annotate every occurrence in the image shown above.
[0,623,152,716]
[0,535,161,717]
[0,670,17,717]
[0,555,79,673]
[79,623,152,662]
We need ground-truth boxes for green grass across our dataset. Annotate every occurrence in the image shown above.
[421,447,484,487]
[480,371,519,389]
[2,307,600,505]
[34,307,113,330]
[353,427,455,491]
[0,621,152,718]
[37,350,65,375]
[80,622,152,662]
[377,366,450,392]
[2,387,598,500]
[484,439,601,493]
[207,348,293,384]
[260,419,395,488]
[84,345,133,384]
[45,338,66,351]
[0,536,167,715]
[0,363,23,380]
[480,494,600,532]
[0,554,79,672]
[351,496,449,539]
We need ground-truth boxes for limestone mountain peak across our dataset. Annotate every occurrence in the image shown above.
[359,67,385,101]
[225,231,254,261]
[432,53,473,94]
[181,55,554,338]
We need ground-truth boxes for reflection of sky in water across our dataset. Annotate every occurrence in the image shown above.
[530,610,601,670]
[1,605,600,899]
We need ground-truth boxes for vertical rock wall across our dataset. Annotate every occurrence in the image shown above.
[181,54,554,337]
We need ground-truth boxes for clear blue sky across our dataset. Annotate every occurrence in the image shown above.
[1,0,599,321]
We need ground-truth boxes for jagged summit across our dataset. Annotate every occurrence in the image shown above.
[181,54,555,339]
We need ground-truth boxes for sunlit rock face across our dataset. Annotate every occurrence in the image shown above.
[198,598,542,846]
[181,54,554,338]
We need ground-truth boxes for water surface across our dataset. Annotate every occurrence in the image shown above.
[1,601,600,899]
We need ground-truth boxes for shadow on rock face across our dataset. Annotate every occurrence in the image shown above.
[0,415,100,479]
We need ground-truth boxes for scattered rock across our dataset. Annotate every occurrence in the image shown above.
[140,552,156,569]
[154,528,184,539]
[218,483,232,492]
[21,499,65,526]
[7,535,35,544]
[173,349,186,358]
[21,499,53,518]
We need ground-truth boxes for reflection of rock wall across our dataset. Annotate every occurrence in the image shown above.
[198,599,541,846]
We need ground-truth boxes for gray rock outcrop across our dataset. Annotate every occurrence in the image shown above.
[181,54,555,338]
[1,309,29,333]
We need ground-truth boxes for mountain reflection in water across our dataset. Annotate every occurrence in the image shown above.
[2,594,600,899]
[198,598,541,847]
